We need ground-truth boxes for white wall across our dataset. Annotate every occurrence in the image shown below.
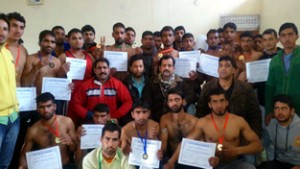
[1,0,262,53]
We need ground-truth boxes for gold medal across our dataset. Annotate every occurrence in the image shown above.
[217,144,223,151]
[132,43,138,49]
[158,53,163,58]
[142,153,148,159]
[238,55,245,60]
[96,44,102,48]
[55,137,61,144]
[48,62,55,68]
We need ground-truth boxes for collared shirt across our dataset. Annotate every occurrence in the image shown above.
[83,147,134,169]
[132,76,145,98]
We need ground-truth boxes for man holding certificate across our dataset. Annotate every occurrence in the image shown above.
[83,122,135,169]
[19,92,77,169]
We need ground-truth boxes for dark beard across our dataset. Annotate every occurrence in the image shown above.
[115,39,124,45]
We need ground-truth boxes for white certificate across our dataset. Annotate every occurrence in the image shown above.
[66,57,87,80]
[16,87,36,111]
[26,146,62,169]
[179,50,201,63]
[175,58,197,78]
[128,137,161,168]
[80,124,104,149]
[104,51,128,71]
[198,53,219,77]
[178,138,216,169]
[41,77,71,101]
[246,59,271,83]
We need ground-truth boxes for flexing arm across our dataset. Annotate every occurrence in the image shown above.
[19,128,35,169]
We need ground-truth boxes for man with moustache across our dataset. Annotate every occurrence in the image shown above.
[160,89,198,168]
[73,58,132,126]
[173,26,185,51]
[140,31,157,77]
[19,92,77,169]
[52,25,69,57]
[81,24,97,52]
[125,27,136,47]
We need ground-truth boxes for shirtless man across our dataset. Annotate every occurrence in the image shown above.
[121,101,160,156]
[52,25,68,57]
[152,26,179,76]
[22,30,61,94]
[237,31,263,82]
[6,12,27,87]
[160,89,198,168]
[164,88,262,169]
[19,92,77,169]
[221,22,242,60]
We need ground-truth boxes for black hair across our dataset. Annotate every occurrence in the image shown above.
[125,27,136,35]
[208,88,228,102]
[93,103,110,113]
[239,31,253,39]
[253,34,263,39]
[206,29,218,38]
[128,54,145,67]
[153,31,161,37]
[175,25,186,33]
[67,28,82,38]
[0,13,9,28]
[142,31,153,38]
[81,24,95,35]
[273,94,295,109]
[160,26,174,36]
[93,57,110,69]
[263,28,278,39]
[101,122,121,138]
[51,25,65,32]
[113,22,125,31]
[159,55,175,67]
[217,28,223,33]
[166,88,185,100]
[131,100,150,111]
[36,92,55,104]
[182,33,194,41]
[279,22,298,35]
[219,56,237,69]
[39,30,55,42]
[223,22,237,31]
[7,12,26,26]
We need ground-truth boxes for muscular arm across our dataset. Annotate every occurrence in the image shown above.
[19,128,35,169]
[120,126,131,155]
[159,116,168,154]
[64,117,77,152]
[21,56,41,86]
[57,53,68,77]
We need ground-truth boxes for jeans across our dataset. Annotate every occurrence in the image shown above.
[0,117,20,169]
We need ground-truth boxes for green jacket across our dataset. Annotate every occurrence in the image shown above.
[265,46,300,115]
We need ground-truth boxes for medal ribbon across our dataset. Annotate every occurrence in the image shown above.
[136,127,148,157]
[159,48,173,55]
[210,113,230,145]
[45,115,60,138]
[38,51,53,66]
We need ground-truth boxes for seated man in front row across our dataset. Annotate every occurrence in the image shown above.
[19,92,77,169]
[164,88,262,169]
[258,94,300,169]
[83,122,135,169]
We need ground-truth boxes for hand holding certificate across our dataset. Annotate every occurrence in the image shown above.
[41,77,71,101]
[128,137,161,168]
[178,138,216,169]
[246,59,271,83]
[16,87,37,111]
[104,51,128,71]
[80,124,104,149]
[66,57,87,80]
[26,146,62,169]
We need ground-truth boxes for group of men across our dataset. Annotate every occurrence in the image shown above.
[1,11,300,169]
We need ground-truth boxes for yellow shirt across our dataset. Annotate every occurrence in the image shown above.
[83,147,135,169]
[0,44,19,125]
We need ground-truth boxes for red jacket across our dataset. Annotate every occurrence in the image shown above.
[69,77,132,126]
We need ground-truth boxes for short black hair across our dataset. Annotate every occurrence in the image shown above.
[0,13,9,28]
[263,28,278,39]
[182,33,194,41]
[125,27,135,35]
[129,54,145,67]
[217,28,223,33]
[36,92,55,104]
[208,88,228,102]
[279,22,298,35]
[253,34,263,39]
[160,26,174,36]
[159,55,175,67]
[273,94,295,109]
[131,100,150,111]
[142,31,153,38]
[93,103,110,113]
[153,31,161,37]
[175,25,186,33]
[93,57,110,69]
[67,28,82,38]
[7,12,26,26]
[239,31,253,39]
[219,56,237,69]
[81,24,95,35]
[39,30,55,42]
[113,22,125,31]
[223,22,237,31]
[101,122,121,138]
[206,29,218,38]
[51,25,65,32]
[166,88,185,100]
